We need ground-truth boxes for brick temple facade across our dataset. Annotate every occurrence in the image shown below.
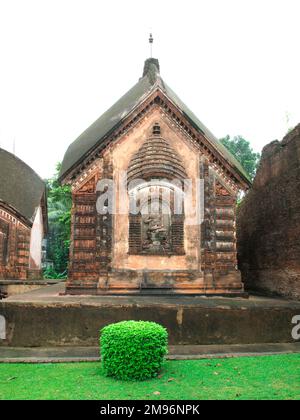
[0,149,48,280]
[238,124,300,300]
[60,58,251,295]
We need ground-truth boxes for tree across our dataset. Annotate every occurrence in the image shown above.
[45,163,72,278]
[220,135,260,181]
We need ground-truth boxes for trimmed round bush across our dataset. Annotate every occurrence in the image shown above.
[100,321,168,381]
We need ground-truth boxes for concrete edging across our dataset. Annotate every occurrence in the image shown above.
[0,343,299,363]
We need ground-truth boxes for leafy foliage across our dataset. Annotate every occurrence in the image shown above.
[45,163,72,279]
[43,266,68,280]
[100,321,168,381]
[1,354,299,399]
[220,135,260,181]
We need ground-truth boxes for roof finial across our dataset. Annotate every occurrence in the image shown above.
[149,33,153,58]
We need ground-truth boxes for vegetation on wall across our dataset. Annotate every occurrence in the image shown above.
[220,135,260,181]
[44,163,72,279]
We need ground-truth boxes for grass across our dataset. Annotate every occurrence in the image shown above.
[0,354,299,400]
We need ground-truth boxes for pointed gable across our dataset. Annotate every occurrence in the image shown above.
[60,58,251,188]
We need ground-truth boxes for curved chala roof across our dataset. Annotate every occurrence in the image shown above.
[60,58,251,188]
[0,148,47,225]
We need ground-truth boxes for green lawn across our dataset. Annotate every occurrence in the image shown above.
[0,354,299,400]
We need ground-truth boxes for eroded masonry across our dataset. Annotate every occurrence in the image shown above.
[238,124,300,300]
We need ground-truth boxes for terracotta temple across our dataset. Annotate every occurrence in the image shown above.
[0,148,47,280]
[60,58,251,295]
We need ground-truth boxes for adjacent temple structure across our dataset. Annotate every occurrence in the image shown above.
[60,58,251,295]
[0,148,47,280]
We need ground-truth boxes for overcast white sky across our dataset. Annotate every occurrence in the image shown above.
[0,0,299,178]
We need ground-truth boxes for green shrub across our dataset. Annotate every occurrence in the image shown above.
[100,321,168,381]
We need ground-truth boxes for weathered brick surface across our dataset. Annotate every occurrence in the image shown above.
[0,206,31,280]
[237,124,300,300]
[66,114,245,295]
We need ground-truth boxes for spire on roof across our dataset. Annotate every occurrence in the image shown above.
[142,33,160,83]
[149,33,153,57]
[142,57,160,81]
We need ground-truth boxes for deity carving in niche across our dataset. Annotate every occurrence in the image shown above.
[141,203,172,253]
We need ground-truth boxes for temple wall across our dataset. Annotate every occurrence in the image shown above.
[0,205,31,280]
[110,108,201,272]
[237,124,300,300]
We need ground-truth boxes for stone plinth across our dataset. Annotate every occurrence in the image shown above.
[1,283,299,347]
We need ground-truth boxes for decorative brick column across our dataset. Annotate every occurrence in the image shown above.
[97,155,114,291]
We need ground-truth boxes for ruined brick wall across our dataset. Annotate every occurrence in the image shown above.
[237,124,300,300]
[0,205,31,280]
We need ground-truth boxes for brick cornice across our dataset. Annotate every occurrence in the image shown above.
[0,201,32,230]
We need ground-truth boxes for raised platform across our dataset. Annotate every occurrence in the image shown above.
[0,279,59,297]
[0,283,300,348]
